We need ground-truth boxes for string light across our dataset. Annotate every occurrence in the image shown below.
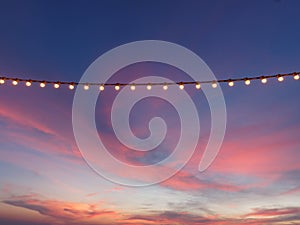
[261,77,267,84]
[69,83,75,90]
[163,83,168,90]
[12,80,18,85]
[245,79,251,85]
[277,76,284,82]
[212,81,217,88]
[83,84,89,90]
[115,84,120,91]
[0,71,298,91]
[99,84,105,91]
[130,83,136,91]
[25,81,32,86]
[146,83,152,90]
[40,82,46,88]
[179,82,184,90]
[54,83,60,89]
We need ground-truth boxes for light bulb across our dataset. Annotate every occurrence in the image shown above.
[277,76,284,82]
[0,78,5,84]
[294,74,299,80]
[245,79,251,85]
[146,84,152,90]
[261,77,267,84]
[195,83,201,89]
[12,80,18,85]
[179,83,184,90]
[212,81,217,88]
[130,84,136,91]
[54,83,60,89]
[163,83,168,90]
[25,81,32,87]
[84,84,89,90]
[69,84,75,90]
[99,84,105,91]
[40,82,46,88]
[228,81,234,87]
[115,84,120,91]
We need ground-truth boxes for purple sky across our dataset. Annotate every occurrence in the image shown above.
[0,1,300,224]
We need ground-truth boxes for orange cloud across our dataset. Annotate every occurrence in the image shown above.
[3,195,122,224]
[244,207,300,218]
[3,194,300,225]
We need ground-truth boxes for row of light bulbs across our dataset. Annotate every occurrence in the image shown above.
[0,73,299,91]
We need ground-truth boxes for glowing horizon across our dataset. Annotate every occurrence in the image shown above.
[1,1,300,225]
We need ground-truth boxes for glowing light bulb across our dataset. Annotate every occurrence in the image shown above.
[84,84,89,90]
[179,83,184,90]
[0,78,5,84]
[25,81,32,87]
[146,84,152,90]
[40,82,46,88]
[99,84,104,91]
[294,74,299,80]
[277,76,284,82]
[212,81,217,88]
[261,77,267,84]
[195,83,201,89]
[245,79,251,85]
[163,83,168,90]
[54,83,60,89]
[12,80,18,85]
[228,81,234,87]
[69,84,75,90]
[115,84,120,91]
[130,84,136,91]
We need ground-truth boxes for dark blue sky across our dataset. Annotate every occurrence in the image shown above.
[1,0,300,81]
[1,1,300,225]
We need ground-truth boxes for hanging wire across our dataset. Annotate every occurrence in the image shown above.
[0,71,299,90]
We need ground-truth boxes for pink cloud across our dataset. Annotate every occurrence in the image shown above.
[244,207,300,218]
[280,186,300,195]
[121,206,300,225]
[0,102,83,165]
[196,124,300,178]
[3,195,122,223]
[160,170,243,192]
[3,194,300,225]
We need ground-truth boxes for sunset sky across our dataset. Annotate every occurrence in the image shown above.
[1,0,300,224]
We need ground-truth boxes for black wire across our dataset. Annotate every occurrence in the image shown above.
[0,72,299,87]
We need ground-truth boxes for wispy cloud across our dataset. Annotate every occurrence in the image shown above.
[3,195,120,224]
[2,193,300,225]
[244,207,300,218]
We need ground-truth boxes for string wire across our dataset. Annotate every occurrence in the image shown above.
[0,71,299,89]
